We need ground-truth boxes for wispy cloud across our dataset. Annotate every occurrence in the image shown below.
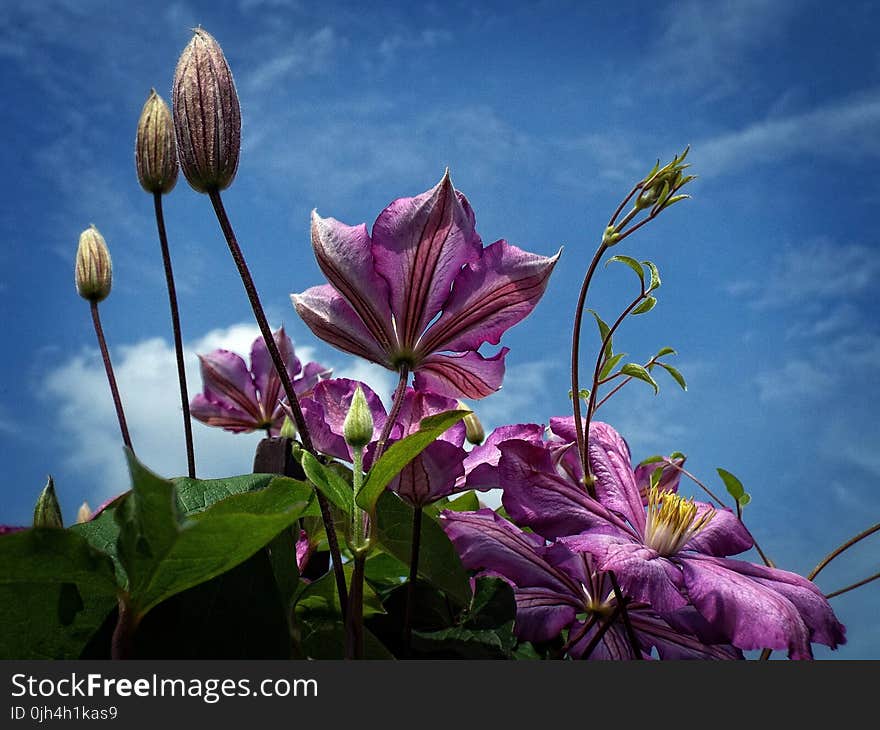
[240,26,338,94]
[377,28,452,64]
[754,359,834,403]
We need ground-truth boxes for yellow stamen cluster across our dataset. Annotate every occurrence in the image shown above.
[644,486,714,557]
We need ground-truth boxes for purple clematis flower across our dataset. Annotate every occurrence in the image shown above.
[441,509,743,660]
[498,420,847,659]
[291,171,560,399]
[190,327,330,436]
[300,378,469,507]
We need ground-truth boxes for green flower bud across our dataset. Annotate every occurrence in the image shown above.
[343,386,374,449]
[172,28,241,193]
[33,476,63,529]
[76,501,92,524]
[135,89,179,194]
[279,415,297,440]
[75,225,112,302]
[457,401,485,445]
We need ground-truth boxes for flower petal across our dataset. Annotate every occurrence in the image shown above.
[390,440,466,507]
[196,350,261,424]
[413,348,508,400]
[460,423,546,492]
[394,389,465,445]
[417,240,560,354]
[250,327,301,422]
[292,285,393,366]
[310,211,397,353]
[499,440,633,539]
[190,393,261,433]
[684,504,754,557]
[588,422,646,536]
[371,171,482,348]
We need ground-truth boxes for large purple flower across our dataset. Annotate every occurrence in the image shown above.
[190,327,330,436]
[498,421,846,659]
[441,509,742,659]
[291,171,560,399]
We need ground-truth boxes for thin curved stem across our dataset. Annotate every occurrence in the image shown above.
[808,522,880,581]
[344,554,366,660]
[580,606,622,660]
[826,571,880,600]
[402,505,423,655]
[208,189,347,616]
[90,301,133,451]
[373,367,410,464]
[153,192,195,478]
[561,614,597,656]
[608,571,642,660]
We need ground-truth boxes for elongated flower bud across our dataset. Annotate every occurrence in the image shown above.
[343,386,374,449]
[75,225,112,302]
[76,501,93,524]
[135,89,178,194]
[457,401,485,445]
[172,28,241,193]
[33,476,63,529]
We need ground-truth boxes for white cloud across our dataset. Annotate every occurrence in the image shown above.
[241,26,338,94]
[754,359,833,403]
[471,360,560,432]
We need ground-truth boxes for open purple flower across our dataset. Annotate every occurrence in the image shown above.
[300,378,469,507]
[190,327,330,436]
[498,421,847,659]
[291,171,560,399]
[441,509,742,659]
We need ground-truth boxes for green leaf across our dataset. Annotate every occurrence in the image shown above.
[266,528,300,618]
[655,346,677,358]
[657,362,687,391]
[599,352,627,381]
[426,490,480,517]
[116,451,314,618]
[606,255,645,288]
[411,624,516,659]
[632,296,657,315]
[738,493,752,507]
[373,491,471,607]
[643,260,661,291]
[717,468,746,501]
[465,577,517,630]
[638,454,665,465]
[356,409,469,512]
[173,473,276,514]
[620,363,660,394]
[71,507,126,587]
[300,452,353,514]
[0,529,118,659]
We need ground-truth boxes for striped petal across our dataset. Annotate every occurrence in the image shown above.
[413,348,508,400]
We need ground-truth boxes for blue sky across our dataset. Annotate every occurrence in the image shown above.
[1,0,878,658]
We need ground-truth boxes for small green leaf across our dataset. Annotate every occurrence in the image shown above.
[620,363,659,394]
[631,296,657,315]
[643,260,661,291]
[607,255,645,288]
[426,491,480,517]
[599,352,627,381]
[587,309,612,356]
[356,409,469,512]
[717,468,746,502]
[738,493,752,507]
[638,454,665,465]
[657,362,687,391]
[300,452,353,514]
[655,346,677,358]
[373,491,471,607]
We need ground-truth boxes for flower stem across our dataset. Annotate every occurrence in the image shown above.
[153,191,195,478]
[90,301,133,451]
[207,189,347,616]
[111,594,138,660]
[345,554,366,660]
[580,606,622,660]
[826,570,880,599]
[808,521,880,581]
[608,571,642,660]
[402,505,423,655]
[373,366,410,463]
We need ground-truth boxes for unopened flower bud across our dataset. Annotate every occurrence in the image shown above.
[135,89,179,194]
[457,401,485,445]
[279,415,297,440]
[75,225,112,302]
[343,386,374,449]
[33,476,63,529]
[76,501,93,524]
[172,28,241,193]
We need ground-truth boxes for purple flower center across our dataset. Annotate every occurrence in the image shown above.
[644,487,715,556]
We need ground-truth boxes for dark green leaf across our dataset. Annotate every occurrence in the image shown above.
[411,624,516,659]
[300,452,353,513]
[373,491,471,606]
[173,473,276,514]
[357,410,469,512]
[658,362,687,391]
[465,577,516,630]
[632,296,657,315]
[621,363,659,394]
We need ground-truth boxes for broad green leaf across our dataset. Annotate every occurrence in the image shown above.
[426,490,480,517]
[643,260,661,291]
[599,352,627,381]
[655,346,677,358]
[620,363,660,394]
[0,529,118,659]
[373,491,471,607]
[411,624,516,659]
[71,506,126,586]
[465,577,516,630]
[658,362,687,391]
[294,561,384,618]
[717,468,745,501]
[356,409,469,512]
[173,473,276,514]
[117,451,314,618]
[606,255,645,288]
[266,528,300,617]
[632,296,657,315]
[300,452,354,514]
